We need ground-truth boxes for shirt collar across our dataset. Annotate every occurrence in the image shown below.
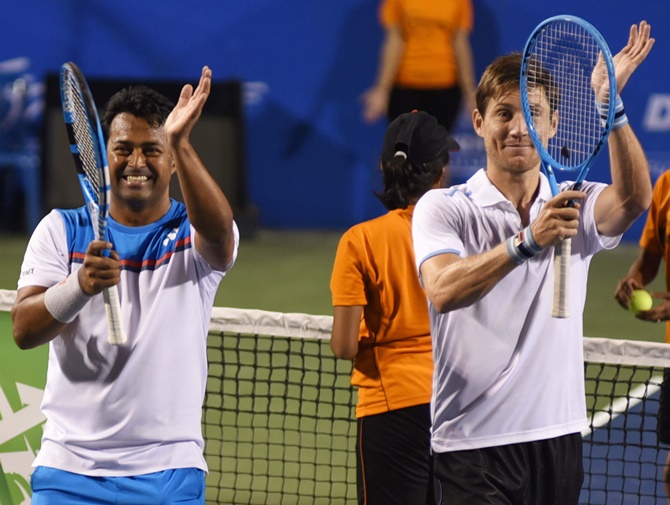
[467,168,554,208]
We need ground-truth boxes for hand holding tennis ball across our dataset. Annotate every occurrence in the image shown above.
[629,289,653,315]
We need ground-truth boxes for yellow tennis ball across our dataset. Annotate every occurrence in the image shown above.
[629,289,653,314]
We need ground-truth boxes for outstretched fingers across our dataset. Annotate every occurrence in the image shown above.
[178,67,211,112]
[625,22,655,62]
[195,66,212,98]
[614,21,655,94]
[166,66,212,142]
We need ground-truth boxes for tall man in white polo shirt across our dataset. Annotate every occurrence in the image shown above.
[412,22,654,505]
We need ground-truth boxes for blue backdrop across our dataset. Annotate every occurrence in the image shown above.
[2,0,669,241]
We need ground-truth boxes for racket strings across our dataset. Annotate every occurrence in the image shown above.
[64,77,102,199]
[62,67,110,245]
[527,20,611,170]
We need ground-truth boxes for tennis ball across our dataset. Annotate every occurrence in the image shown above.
[629,289,653,314]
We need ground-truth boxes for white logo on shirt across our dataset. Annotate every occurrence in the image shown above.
[163,228,178,247]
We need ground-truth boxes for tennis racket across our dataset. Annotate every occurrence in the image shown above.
[520,15,616,318]
[59,62,127,345]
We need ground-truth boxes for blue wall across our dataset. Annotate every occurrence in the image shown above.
[3,0,669,241]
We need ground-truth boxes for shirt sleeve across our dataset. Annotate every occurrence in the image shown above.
[458,0,474,32]
[572,181,621,254]
[412,189,464,275]
[17,210,70,289]
[191,220,238,298]
[379,0,399,28]
[639,171,670,254]
[330,227,368,307]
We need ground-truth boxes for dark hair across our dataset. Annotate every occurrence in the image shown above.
[101,85,174,138]
[375,154,449,211]
[476,52,559,118]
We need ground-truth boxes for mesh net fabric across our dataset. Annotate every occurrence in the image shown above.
[1,289,668,504]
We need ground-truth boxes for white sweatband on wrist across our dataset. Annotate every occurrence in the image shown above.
[506,226,543,265]
[598,95,628,130]
[44,274,92,323]
[611,96,629,130]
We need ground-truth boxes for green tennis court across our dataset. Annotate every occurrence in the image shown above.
[1,230,665,340]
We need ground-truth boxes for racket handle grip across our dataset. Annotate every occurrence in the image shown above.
[103,285,127,345]
[552,238,571,318]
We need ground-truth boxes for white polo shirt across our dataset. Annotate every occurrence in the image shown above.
[412,169,619,453]
[18,200,239,476]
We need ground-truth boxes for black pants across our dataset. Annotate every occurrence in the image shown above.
[388,85,462,133]
[433,433,584,505]
[659,368,670,444]
[356,404,433,505]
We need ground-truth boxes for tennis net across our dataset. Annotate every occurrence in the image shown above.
[207,310,670,505]
[204,307,356,505]
[1,288,670,504]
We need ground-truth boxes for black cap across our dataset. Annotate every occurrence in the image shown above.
[381,110,460,163]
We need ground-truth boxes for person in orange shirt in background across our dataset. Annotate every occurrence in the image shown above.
[360,0,476,132]
[614,169,670,329]
[330,110,458,505]
[613,169,670,501]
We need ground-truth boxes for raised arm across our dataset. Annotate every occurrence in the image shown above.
[360,24,404,124]
[594,21,655,237]
[420,190,585,312]
[453,27,477,117]
[164,66,236,270]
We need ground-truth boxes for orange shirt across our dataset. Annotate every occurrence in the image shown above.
[639,170,670,342]
[330,206,433,418]
[380,0,473,88]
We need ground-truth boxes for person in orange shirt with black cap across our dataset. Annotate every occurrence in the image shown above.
[330,110,458,505]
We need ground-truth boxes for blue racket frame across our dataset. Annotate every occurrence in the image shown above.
[520,14,617,196]
[59,62,112,252]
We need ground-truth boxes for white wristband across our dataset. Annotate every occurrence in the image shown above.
[506,226,543,265]
[44,274,92,323]
[598,95,628,130]
[612,96,628,130]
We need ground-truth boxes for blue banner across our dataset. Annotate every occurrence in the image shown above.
[1,0,667,240]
